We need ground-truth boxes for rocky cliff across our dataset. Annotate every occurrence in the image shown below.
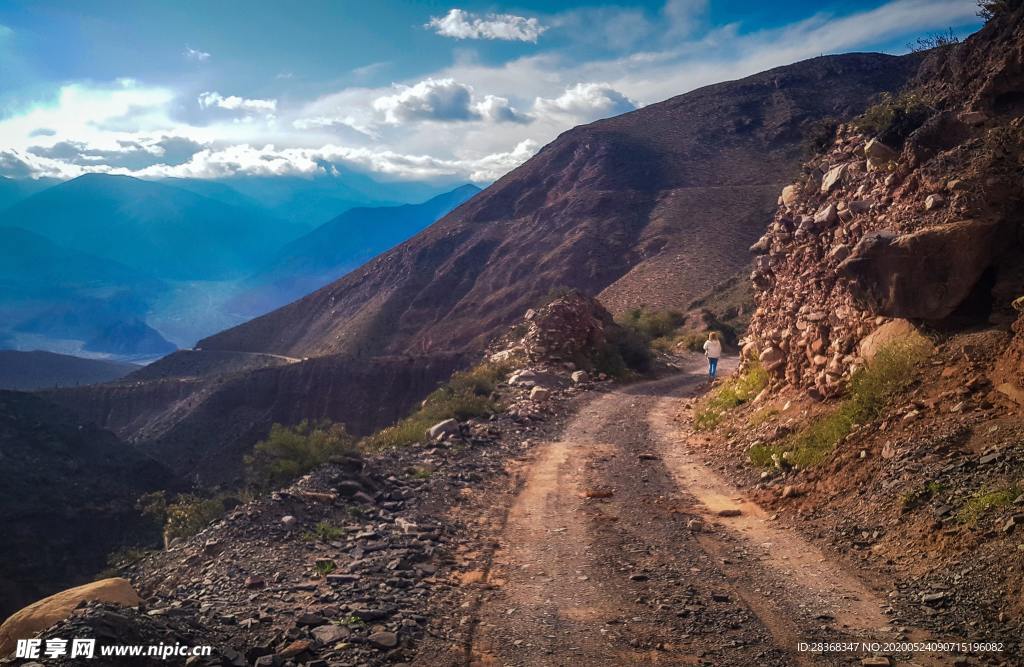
[746,10,1024,397]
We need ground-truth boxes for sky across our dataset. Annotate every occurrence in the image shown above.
[0,0,984,185]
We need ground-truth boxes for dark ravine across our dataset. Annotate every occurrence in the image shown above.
[0,391,172,620]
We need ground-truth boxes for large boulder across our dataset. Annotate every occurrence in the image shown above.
[858,320,934,363]
[0,578,140,656]
[837,220,999,320]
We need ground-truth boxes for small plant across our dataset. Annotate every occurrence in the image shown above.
[907,28,960,53]
[748,407,780,428]
[363,362,509,451]
[616,308,685,341]
[694,362,768,431]
[855,92,933,149]
[901,480,945,512]
[342,614,367,627]
[304,521,344,542]
[748,335,932,468]
[165,494,227,542]
[245,420,357,490]
[314,559,337,576]
[958,483,1022,523]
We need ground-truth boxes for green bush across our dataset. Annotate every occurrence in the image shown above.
[694,362,768,430]
[803,117,839,156]
[958,484,1022,523]
[304,520,344,542]
[855,92,933,148]
[363,363,509,450]
[748,336,932,468]
[617,308,685,341]
[246,420,356,490]
[166,495,226,541]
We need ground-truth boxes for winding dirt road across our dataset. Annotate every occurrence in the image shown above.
[460,362,953,667]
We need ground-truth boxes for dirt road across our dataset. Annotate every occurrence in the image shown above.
[461,362,952,667]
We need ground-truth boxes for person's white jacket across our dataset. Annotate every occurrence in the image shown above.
[703,339,722,359]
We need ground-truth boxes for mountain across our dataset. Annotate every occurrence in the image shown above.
[1,174,296,280]
[42,52,928,486]
[0,350,139,390]
[0,226,167,351]
[211,174,460,227]
[201,52,924,361]
[0,390,172,619]
[0,176,61,210]
[232,184,481,315]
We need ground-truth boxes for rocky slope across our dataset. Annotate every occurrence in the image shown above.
[0,391,172,620]
[683,6,1024,657]
[200,52,924,361]
[746,12,1024,397]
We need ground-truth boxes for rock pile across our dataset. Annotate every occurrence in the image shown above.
[489,291,617,371]
[746,109,1024,396]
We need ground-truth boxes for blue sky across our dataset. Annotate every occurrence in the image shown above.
[0,0,983,184]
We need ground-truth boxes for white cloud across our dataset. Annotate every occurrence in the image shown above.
[534,83,638,122]
[373,78,476,124]
[125,139,540,182]
[474,95,530,124]
[198,91,277,113]
[183,46,211,62]
[427,8,547,43]
[371,78,529,125]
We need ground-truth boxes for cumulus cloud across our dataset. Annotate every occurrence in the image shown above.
[183,46,211,62]
[373,78,476,124]
[27,136,204,170]
[474,95,530,124]
[125,139,539,182]
[198,91,277,113]
[427,8,547,43]
[371,78,529,125]
[533,83,638,122]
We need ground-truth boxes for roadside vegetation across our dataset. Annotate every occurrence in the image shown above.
[958,483,1022,524]
[693,362,768,431]
[137,490,233,544]
[854,91,933,149]
[748,336,933,468]
[362,362,509,451]
[245,420,356,490]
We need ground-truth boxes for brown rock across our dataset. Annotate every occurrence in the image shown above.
[838,220,999,320]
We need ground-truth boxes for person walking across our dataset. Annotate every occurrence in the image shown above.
[702,331,722,381]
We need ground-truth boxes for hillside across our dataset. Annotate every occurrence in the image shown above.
[0,391,172,620]
[231,184,481,315]
[1,174,296,280]
[0,350,138,390]
[200,52,924,360]
[40,52,927,484]
[0,176,60,210]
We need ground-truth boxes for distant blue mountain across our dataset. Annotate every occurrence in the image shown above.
[0,176,61,210]
[1,173,298,280]
[231,184,480,316]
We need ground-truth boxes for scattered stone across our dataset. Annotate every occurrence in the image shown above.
[530,386,551,402]
[276,639,313,659]
[367,631,399,649]
[717,509,742,517]
[311,623,351,644]
[571,370,590,384]
[428,418,460,439]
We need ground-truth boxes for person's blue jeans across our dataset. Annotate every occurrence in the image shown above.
[708,356,718,379]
